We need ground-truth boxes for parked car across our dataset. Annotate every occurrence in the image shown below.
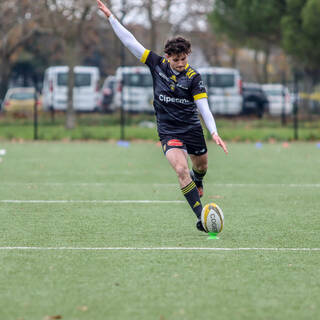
[42,66,100,112]
[1,87,41,113]
[262,84,293,116]
[100,75,117,113]
[242,82,269,118]
[198,67,243,115]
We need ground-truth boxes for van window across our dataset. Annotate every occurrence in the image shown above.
[10,92,34,100]
[57,72,92,87]
[207,74,235,88]
[123,74,153,87]
[263,89,282,96]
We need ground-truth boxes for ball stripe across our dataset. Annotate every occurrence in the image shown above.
[203,206,210,232]
[216,208,223,232]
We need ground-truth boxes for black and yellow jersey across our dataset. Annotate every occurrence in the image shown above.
[140,49,207,138]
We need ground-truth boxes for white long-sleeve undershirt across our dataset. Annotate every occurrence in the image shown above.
[195,98,218,135]
[109,15,145,60]
[108,15,218,136]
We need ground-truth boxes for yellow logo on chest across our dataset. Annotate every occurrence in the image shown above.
[170,75,177,82]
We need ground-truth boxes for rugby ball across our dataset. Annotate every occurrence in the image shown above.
[201,202,224,233]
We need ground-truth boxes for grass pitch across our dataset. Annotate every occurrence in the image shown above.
[0,141,319,320]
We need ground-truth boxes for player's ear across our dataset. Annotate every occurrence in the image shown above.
[165,54,170,60]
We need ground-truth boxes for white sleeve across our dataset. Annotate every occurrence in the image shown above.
[195,98,218,135]
[108,15,146,60]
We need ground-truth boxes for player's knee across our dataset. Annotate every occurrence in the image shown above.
[175,165,189,180]
[195,163,208,172]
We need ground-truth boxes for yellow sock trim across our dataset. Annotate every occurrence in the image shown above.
[192,167,207,175]
[181,181,196,195]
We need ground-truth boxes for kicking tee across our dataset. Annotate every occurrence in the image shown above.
[141,50,208,138]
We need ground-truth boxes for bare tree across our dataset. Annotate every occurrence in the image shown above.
[120,0,213,52]
[0,0,41,99]
[42,0,96,129]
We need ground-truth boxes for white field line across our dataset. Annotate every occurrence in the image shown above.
[0,200,183,204]
[0,247,319,251]
[1,183,320,187]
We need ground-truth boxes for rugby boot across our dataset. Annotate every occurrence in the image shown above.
[196,220,207,233]
[190,170,204,197]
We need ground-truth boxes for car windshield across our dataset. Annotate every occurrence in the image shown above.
[244,88,262,94]
[57,72,92,87]
[9,92,34,100]
[206,74,235,88]
[123,73,153,87]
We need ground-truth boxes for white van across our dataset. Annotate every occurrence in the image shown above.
[198,67,243,115]
[262,84,293,116]
[114,66,153,112]
[42,66,100,111]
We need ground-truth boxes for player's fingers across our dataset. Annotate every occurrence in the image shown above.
[219,140,228,154]
[97,0,105,9]
[213,136,228,154]
[223,145,228,154]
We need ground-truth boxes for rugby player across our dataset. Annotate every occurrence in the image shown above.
[97,0,228,232]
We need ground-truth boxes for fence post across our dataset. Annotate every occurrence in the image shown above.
[281,72,287,126]
[120,0,126,141]
[33,81,39,140]
[293,72,299,140]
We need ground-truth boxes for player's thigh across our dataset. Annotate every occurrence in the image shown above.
[189,152,208,171]
[165,148,189,174]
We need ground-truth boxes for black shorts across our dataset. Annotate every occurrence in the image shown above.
[160,132,207,156]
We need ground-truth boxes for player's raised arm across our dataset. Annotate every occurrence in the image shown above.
[96,0,146,61]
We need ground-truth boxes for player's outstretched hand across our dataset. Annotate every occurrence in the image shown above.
[212,133,228,154]
[97,0,112,18]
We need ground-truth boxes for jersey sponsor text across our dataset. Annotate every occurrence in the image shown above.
[159,94,191,105]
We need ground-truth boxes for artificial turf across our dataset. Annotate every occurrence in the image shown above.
[0,141,319,320]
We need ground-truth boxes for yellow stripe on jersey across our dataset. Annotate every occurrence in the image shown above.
[194,93,208,101]
[140,49,151,64]
[185,63,189,70]
[186,68,196,79]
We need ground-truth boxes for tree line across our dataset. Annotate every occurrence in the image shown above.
[211,0,320,85]
[0,0,319,126]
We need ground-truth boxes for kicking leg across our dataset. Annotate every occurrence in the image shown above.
[165,148,203,220]
[189,153,208,197]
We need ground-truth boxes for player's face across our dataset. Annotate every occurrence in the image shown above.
[167,53,188,72]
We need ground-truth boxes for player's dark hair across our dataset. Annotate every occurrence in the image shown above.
[164,36,191,56]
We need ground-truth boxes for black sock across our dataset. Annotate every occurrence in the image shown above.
[192,167,207,182]
[181,181,202,219]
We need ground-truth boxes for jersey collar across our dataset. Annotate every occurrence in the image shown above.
[168,62,190,77]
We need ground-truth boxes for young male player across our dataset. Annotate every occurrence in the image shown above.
[97,0,228,232]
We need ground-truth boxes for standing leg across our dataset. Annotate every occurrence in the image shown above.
[165,148,202,220]
[189,153,208,197]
